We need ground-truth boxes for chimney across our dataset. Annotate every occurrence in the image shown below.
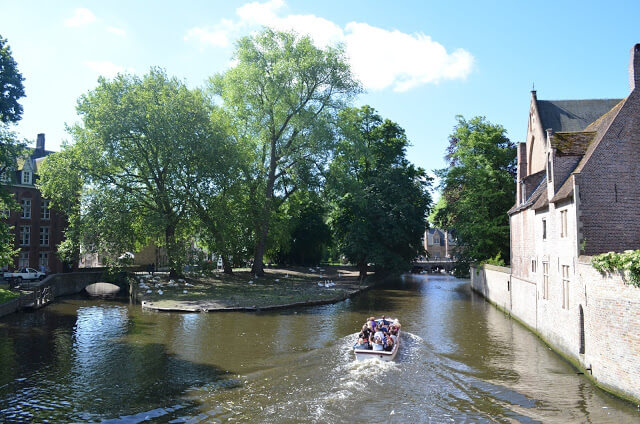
[36,133,45,151]
[630,43,640,92]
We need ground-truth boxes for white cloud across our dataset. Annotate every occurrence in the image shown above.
[184,27,230,47]
[84,61,127,78]
[184,0,474,91]
[65,8,97,27]
[344,23,474,92]
[107,26,126,36]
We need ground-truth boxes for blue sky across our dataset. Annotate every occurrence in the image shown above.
[2,0,639,179]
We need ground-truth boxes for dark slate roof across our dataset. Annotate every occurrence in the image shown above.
[508,174,547,215]
[537,99,622,132]
[550,131,597,156]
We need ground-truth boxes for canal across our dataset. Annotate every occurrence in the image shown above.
[0,274,638,423]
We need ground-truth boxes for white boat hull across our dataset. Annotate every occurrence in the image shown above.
[354,329,400,361]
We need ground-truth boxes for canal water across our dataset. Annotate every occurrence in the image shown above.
[1,274,638,423]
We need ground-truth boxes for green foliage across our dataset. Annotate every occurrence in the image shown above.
[0,35,25,266]
[270,191,331,266]
[480,252,506,267]
[38,68,216,275]
[0,288,19,304]
[0,35,25,124]
[592,250,640,287]
[212,28,361,275]
[328,106,432,278]
[431,115,516,265]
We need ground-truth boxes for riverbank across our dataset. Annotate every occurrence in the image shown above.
[137,265,374,312]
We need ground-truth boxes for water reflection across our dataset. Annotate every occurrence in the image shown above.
[0,275,638,423]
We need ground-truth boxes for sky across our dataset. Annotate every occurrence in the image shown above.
[2,0,640,181]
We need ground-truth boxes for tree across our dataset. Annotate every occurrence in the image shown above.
[328,106,432,279]
[0,35,25,124]
[431,115,516,274]
[212,28,360,276]
[270,191,331,266]
[38,68,218,275]
[0,35,26,266]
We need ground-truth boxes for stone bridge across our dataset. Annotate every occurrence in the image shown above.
[411,260,457,274]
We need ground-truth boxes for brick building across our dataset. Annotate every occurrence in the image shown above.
[1,134,68,273]
[423,228,456,259]
[471,44,640,403]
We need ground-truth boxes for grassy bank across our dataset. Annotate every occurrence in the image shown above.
[0,287,19,304]
[136,265,369,310]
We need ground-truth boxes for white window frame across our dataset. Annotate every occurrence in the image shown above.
[542,261,549,300]
[22,170,32,185]
[562,265,570,309]
[560,210,568,238]
[21,199,31,219]
[39,252,49,270]
[19,251,29,268]
[19,225,30,246]
[41,199,50,220]
[39,226,49,246]
[531,259,537,273]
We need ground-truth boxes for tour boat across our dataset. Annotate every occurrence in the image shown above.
[353,318,401,362]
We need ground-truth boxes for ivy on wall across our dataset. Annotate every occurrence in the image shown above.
[591,250,640,287]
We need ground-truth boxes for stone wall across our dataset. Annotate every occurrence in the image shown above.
[471,261,640,404]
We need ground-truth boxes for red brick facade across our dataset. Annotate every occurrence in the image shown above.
[1,134,68,273]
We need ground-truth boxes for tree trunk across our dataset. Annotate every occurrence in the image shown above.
[222,255,233,275]
[358,260,368,282]
[252,220,268,276]
[165,224,181,278]
[252,137,277,277]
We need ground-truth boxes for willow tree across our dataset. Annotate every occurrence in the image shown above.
[38,68,217,275]
[212,28,360,276]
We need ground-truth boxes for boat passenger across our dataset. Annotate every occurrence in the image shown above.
[367,317,377,332]
[383,337,394,352]
[354,337,370,350]
[359,324,372,341]
[380,315,391,326]
[372,336,384,351]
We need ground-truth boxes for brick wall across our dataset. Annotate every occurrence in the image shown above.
[472,260,640,403]
[580,90,640,254]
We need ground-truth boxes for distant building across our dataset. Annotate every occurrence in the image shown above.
[1,134,69,273]
[424,228,456,259]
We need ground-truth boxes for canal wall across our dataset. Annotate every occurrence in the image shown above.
[471,260,640,404]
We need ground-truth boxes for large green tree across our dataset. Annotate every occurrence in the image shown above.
[431,115,516,273]
[328,106,432,279]
[0,35,26,266]
[212,28,360,276]
[38,68,219,275]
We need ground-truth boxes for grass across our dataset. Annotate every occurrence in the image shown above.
[136,265,367,309]
[0,288,19,304]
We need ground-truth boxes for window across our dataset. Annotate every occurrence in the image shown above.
[22,170,32,185]
[19,251,29,267]
[21,199,31,219]
[547,154,552,182]
[542,219,547,240]
[560,210,568,238]
[41,200,50,220]
[543,262,549,300]
[39,226,49,246]
[39,252,49,270]
[531,259,537,273]
[562,265,570,309]
[19,225,30,246]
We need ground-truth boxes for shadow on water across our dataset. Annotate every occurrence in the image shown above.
[0,300,241,423]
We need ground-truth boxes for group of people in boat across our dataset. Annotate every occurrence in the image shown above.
[353,316,400,352]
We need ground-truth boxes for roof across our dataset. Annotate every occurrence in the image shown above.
[550,177,574,203]
[550,131,597,156]
[508,174,547,215]
[537,99,622,132]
